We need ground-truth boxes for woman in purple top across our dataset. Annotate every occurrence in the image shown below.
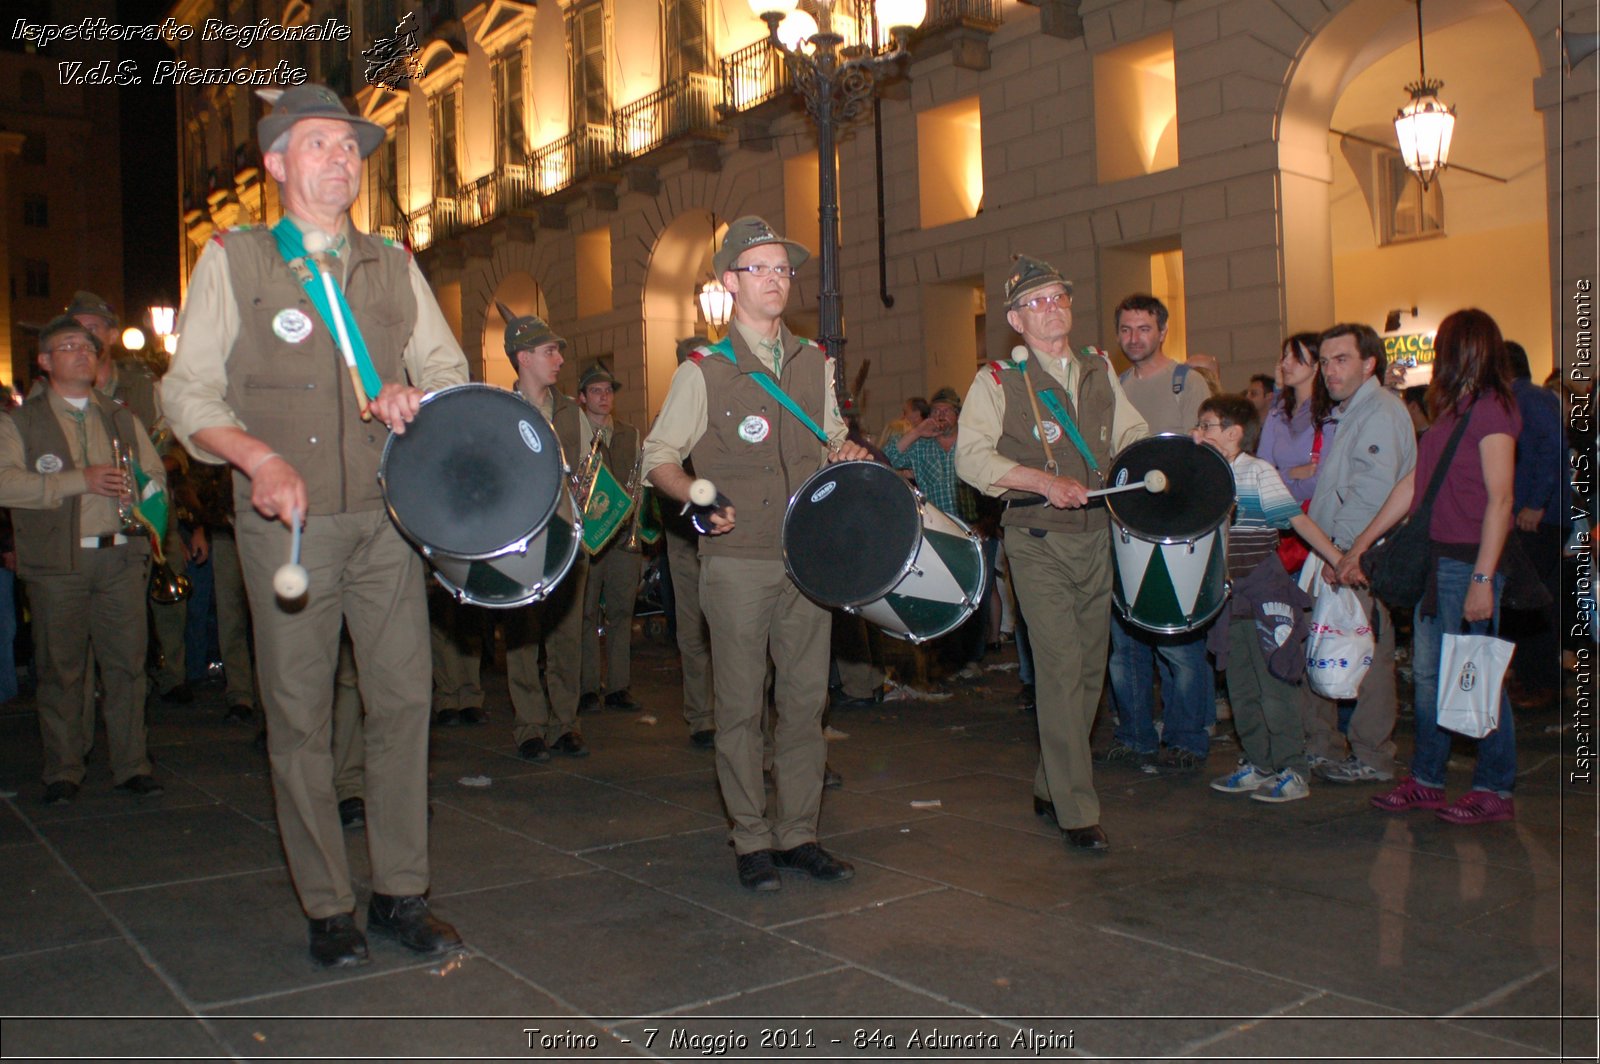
[1339,309,1521,825]
[1257,332,1336,505]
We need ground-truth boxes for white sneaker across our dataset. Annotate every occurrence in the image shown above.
[1211,761,1274,794]
[1251,768,1310,803]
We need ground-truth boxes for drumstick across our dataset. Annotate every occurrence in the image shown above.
[1085,470,1169,499]
[273,509,309,600]
[686,478,733,534]
[318,269,373,422]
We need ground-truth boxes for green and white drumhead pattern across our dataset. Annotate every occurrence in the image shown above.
[857,524,987,644]
[433,510,579,608]
[1112,526,1229,634]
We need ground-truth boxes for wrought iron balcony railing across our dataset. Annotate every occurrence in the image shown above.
[613,72,721,161]
[528,123,615,196]
[922,0,1003,33]
[720,37,791,114]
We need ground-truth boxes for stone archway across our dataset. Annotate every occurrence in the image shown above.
[1278,0,1555,372]
[456,236,568,390]
[640,209,723,416]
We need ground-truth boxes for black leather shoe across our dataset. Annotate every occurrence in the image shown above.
[831,690,882,709]
[224,703,253,724]
[689,729,716,750]
[823,765,843,790]
[161,683,194,705]
[43,780,79,805]
[308,913,370,968]
[1017,683,1037,714]
[1063,825,1110,853]
[1033,796,1057,824]
[116,774,164,798]
[339,797,366,829]
[435,708,461,727]
[551,732,589,757]
[604,689,641,712]
[518,737,551,763]
[736,850,781,892]
[773,842,854,881]
[366,893,462,955]
[577,692,601,714]
[458,706,486,725]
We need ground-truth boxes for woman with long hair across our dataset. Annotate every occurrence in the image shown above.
[1257,333,1337,511]
[1336,308,1521,824]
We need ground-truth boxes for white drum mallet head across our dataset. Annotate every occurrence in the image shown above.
[273,511,308,600]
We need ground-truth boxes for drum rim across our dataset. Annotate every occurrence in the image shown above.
[426,491,584,609]
[1115,582,1231,634]
[781,459,923,608]
[1104,433,1235,545]
[379,383,563,562]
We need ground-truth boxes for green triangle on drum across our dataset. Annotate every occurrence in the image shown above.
[463,560,530,603]
[1130,546,1184,629]
[883,592,968,643]
[917,530,981,605]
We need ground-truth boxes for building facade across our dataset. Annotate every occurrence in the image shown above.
[166,0,1596,434]
[1,0,125,393]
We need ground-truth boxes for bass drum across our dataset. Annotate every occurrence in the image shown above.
[380,383,581,608]
[783,460,987,644]
[1105,434,1233,634]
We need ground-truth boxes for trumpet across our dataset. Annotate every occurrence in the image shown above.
[112,439,141,534]
[622,446,645,551]
[574,425,604,509]
[150,559,191,605]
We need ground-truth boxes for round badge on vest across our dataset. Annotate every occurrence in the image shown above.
[273,308,315,344]
[738,415,770,443]
[1032,420,1064,444]
[35,454,63,474]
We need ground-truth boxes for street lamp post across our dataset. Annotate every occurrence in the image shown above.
[749,0,926,402]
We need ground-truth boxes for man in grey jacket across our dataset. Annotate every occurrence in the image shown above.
[1305,323,1417,783]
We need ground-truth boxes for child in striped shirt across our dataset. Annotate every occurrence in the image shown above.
[1193,396,1342,803]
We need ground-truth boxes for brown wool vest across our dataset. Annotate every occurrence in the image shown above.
[995,353,1116,535]
[689,330,827,561]
[220,228,417,516]
[10,391,150,576]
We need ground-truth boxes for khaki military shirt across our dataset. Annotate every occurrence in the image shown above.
[641,319,845,477]
[0,389,165,537]
[161,214,468,465]
[956,344,1146,496]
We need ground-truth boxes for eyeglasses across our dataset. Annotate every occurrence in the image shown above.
[729,264,798,279]
[1017,292,1070,312]
[45,340,97,356]
[1194,420,1227,431]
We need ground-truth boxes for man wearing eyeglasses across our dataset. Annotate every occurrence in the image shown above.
[643,216,869,892]
[955,256,1146,854]
[0,316,166,805]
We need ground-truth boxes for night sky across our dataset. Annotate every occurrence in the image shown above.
[117,0,180,317]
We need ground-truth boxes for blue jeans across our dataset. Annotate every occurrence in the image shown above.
[1410,557,1516,794]
[1108,615,1212,755]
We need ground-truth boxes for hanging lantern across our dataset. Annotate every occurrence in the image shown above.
[1393,0,1454,190]
[698,278,733,330]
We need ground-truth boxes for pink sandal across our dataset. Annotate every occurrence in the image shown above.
[1370,779,1446,812]
[1434,791,1515,825]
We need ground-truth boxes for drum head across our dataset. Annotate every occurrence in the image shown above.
[783,461,922,608]
[381,384,565,559]
[1106,434,1234,542]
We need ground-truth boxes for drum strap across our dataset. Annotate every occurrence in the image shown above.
[711,349,830,446]
[1022,357,1100,478]
[270,218,382,403]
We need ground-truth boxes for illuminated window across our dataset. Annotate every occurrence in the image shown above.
[430,84,460,197]
[569,1,610,130]
[917,96,983,229]
[784,152,823,261]
[1100,240,1187,361]
[1094,32,1178,183]
[493,48,529,168]
[577,228,613,318]
[664,0,712,82]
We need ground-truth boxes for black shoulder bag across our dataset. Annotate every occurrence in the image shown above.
[1359,407,1473,611]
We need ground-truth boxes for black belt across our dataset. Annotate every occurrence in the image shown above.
[1006,497,1047,509]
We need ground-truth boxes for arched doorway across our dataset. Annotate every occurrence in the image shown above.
[640,210,724,417]
[1279,0,1552,376]
[481,273,550,391]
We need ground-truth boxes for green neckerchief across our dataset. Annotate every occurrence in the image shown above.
[714,340,828,446]
[270,216,382,399]
[1022,352,1100,476]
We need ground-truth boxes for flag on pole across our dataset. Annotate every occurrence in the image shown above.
[633,487,663,546]
[581,460,634,555]
[129,463,170,563]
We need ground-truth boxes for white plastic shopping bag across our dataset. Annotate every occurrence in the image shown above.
[1436,633,1514,738]
[1300,565,1374,700]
